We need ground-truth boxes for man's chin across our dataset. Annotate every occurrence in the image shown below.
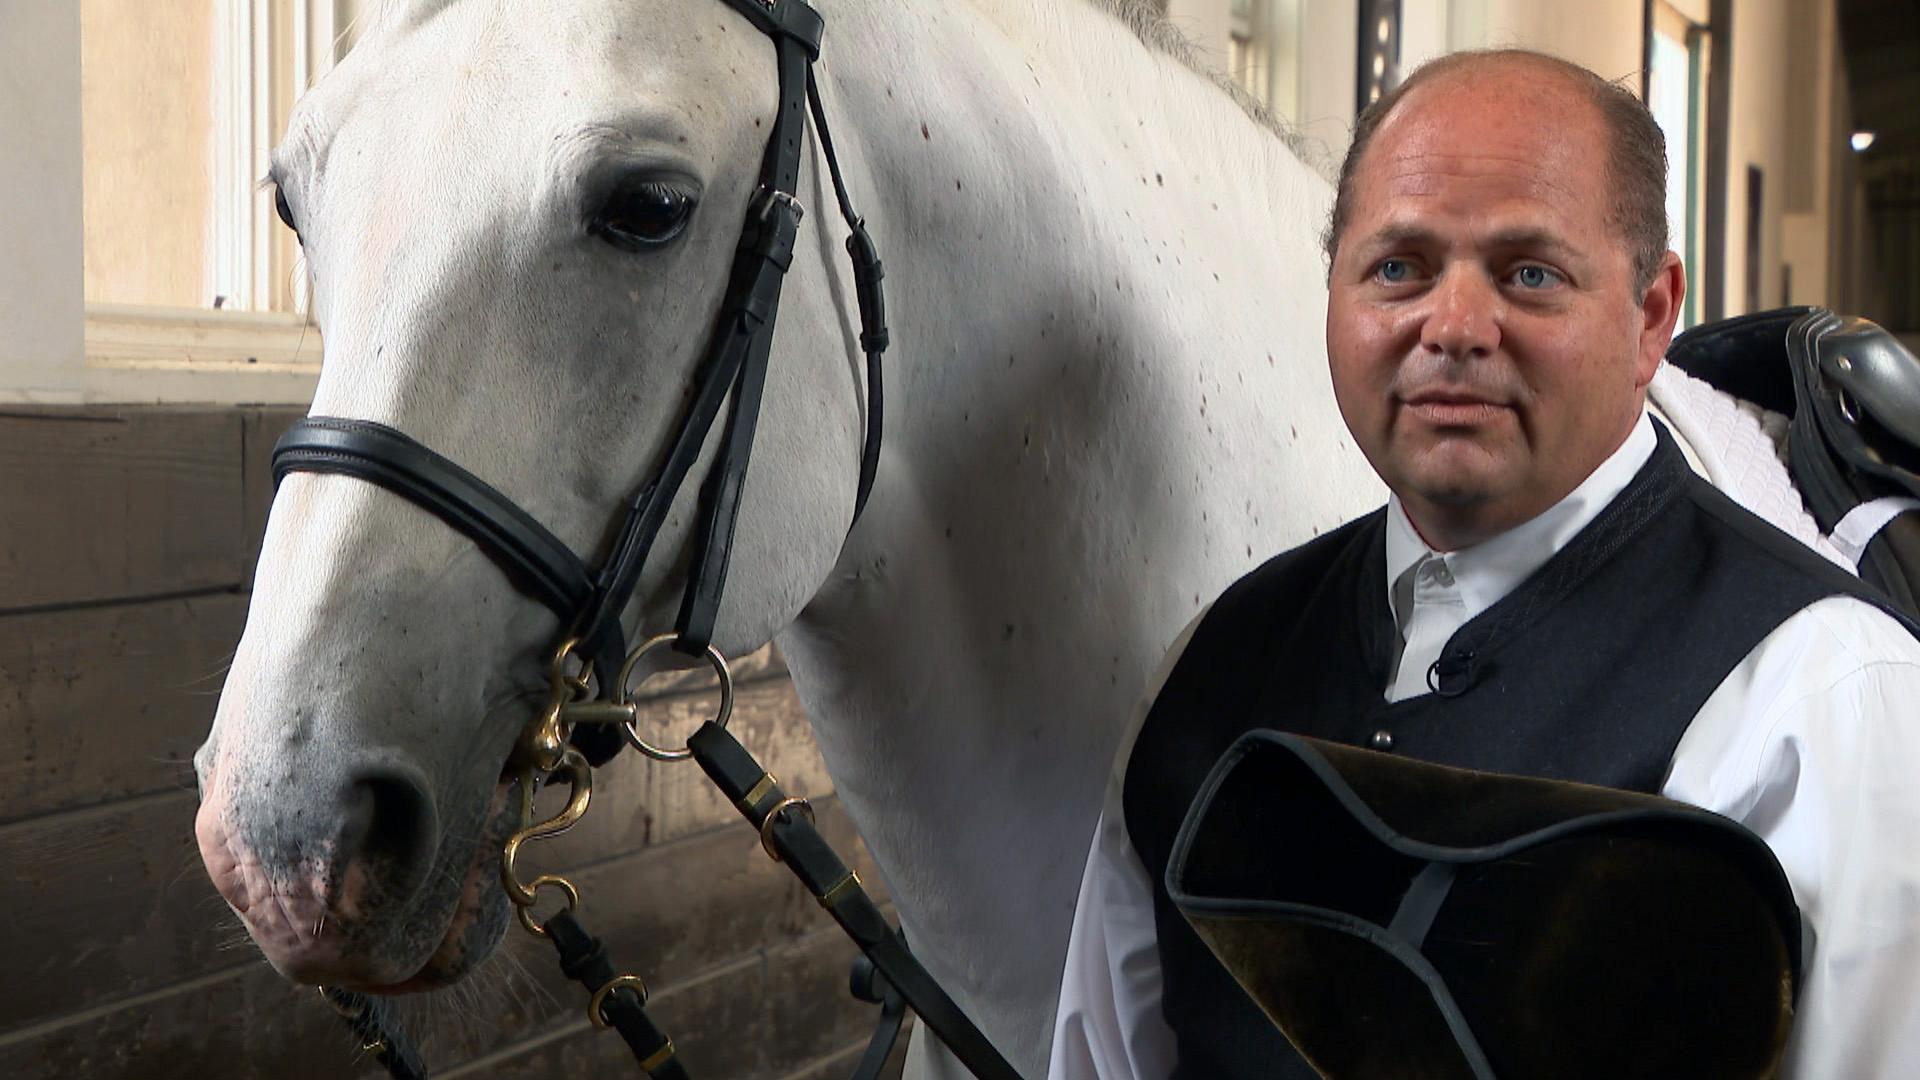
[1388,456,1528,547]
[1394,453,1512,507]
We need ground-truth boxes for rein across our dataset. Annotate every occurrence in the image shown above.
[269,1,1019,1076]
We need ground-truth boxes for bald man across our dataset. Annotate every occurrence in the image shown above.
[1048,50,1920,1079]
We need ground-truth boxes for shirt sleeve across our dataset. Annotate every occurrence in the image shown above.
[1047,610,1208,1080]
[1666,597,1920,1078]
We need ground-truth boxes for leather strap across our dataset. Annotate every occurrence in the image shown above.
[272,418,596,619]
[688,722,1023,1080]
[808,68,888,520]
[546,911,692,1080]
[270,418,630,710]
[670,19,814,654]
[323,987,431,1080]
[847,956,910,1080]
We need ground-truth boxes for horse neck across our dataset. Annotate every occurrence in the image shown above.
[768,6,1372,1068]
[785,0,1344,705]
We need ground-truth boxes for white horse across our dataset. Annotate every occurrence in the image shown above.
[191,0,1834,1075]
[195,0,1379,1072]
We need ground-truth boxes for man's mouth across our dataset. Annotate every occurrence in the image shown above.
[1401,391,1509,427]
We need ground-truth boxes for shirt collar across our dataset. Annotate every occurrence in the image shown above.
[1385,411,1657,627]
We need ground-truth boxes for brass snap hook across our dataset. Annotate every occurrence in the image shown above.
[500,751,593,936]
[510,638,596,775]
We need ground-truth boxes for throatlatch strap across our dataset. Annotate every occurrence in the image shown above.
[687,723,1023,1080]
[806,69,889,522]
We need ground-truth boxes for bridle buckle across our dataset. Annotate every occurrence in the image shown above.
[754,187,805,227]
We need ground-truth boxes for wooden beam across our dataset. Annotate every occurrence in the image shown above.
[0,409,246,611]
[0,593,243,822]
[0,783,881,1055]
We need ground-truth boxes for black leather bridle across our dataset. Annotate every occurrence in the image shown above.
[272,3,1025,1078]
[272,0,885,768]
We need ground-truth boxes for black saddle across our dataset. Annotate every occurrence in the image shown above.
[1667,306,1920,617]
[1167,732,1801,1080]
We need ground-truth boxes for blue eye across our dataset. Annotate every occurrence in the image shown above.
[1376,259,1412,284]
[1513,265,1562,289]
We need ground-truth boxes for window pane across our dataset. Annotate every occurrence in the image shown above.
[1648,25,1697,328]
[81,0,215,309]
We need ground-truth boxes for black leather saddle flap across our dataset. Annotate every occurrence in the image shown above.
[1166,732,1802,1080]
[1668,306,1920,616]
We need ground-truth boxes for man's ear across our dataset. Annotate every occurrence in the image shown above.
[1635,252,1686,388]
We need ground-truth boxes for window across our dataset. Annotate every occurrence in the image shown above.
[79,0,348,384]
[1647,0,1709,330]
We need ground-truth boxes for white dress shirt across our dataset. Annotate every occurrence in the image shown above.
[1048,413,1920,1079]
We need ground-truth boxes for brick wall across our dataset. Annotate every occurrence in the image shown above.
[0,406,903,1078]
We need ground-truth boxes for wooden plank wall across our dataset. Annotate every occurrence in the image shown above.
[0,406,905,1079]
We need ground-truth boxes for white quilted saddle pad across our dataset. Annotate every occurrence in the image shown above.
[1648,361,1852,571]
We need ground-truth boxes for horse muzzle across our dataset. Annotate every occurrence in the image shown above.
[194,749,449,986]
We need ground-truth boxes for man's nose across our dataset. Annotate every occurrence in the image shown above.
[1419,266,1502,360]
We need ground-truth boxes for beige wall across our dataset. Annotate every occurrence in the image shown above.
[1726,0,1791,314]
[0,0,86,402]
[1296,0,1871,316]
[1474,0,1646,84]
[1297,0,1359,169]
[81,0,215,309]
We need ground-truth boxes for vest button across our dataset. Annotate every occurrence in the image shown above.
[1369,730,1395,752]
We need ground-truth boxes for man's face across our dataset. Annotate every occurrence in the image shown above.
[1326,65,1679,549]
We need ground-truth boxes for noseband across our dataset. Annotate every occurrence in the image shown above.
[272,0,886,767]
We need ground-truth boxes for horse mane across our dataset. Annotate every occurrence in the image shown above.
[351,0,1313,164]
[1088,0,1311,159]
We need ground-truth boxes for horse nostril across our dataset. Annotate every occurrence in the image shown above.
[341,770,437,892]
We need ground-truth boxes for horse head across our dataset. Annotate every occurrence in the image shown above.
[194,0,869,992]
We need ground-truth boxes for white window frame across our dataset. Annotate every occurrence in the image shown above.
[80,0,341,404]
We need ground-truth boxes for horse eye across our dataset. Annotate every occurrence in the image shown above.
[273,185,300,238]
[591,181,697,251]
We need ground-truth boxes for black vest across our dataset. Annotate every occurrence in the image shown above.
[1122,427,1908,1078]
